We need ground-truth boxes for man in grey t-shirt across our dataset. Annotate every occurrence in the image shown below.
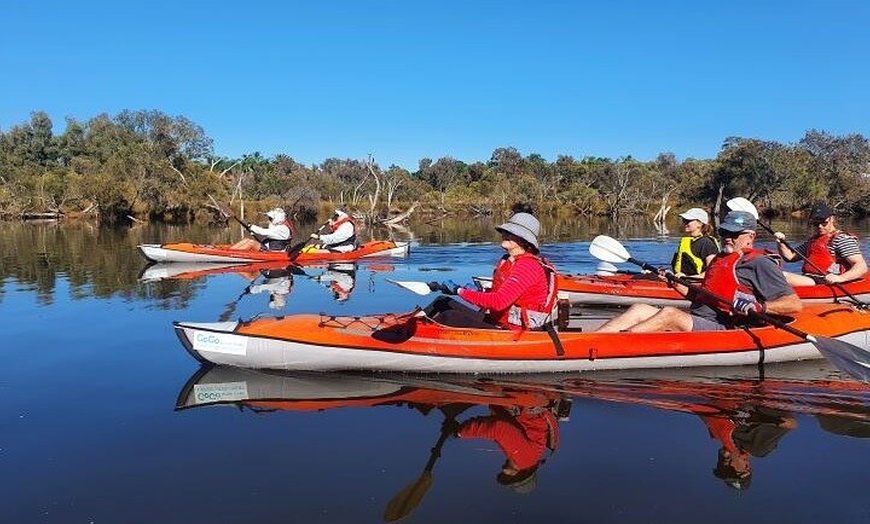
[597,211,802,333]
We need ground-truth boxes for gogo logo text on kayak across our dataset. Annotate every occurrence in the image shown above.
[195,333,222,345]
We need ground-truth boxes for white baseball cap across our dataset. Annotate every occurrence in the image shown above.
[679,208,709,225]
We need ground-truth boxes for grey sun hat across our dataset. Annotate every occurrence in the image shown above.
[718,210,757,233]
[679,207,709,225]
[495,212,540,249]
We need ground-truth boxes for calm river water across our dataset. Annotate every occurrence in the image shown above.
[3,215,870,523]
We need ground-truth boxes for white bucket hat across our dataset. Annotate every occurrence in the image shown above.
[495,212,540,249]
[679,208,709,225]
[266,208,286,223]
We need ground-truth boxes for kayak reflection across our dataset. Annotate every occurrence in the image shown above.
[141,260,363,312]
[530,361,870,491]
[176,365,570,520]
[176,361,869,518]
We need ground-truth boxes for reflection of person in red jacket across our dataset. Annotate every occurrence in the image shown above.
[699,404,797,490]
[455,404,560,494]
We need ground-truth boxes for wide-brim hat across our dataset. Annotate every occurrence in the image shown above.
[266,208,286,222]
[679,207,709,225]
[495,212,540,249]
[268,293,287,310]
[718,210,756,233]
[497,465,539,494]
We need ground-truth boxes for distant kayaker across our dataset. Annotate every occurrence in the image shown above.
[596,210,802,333]
[671,207,719,277]
[230,207,293,251]
[773,203,868,286]
[308,209,357,252]
[427,211,559,331]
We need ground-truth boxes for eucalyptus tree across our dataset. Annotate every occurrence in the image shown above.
[799,130,870,214]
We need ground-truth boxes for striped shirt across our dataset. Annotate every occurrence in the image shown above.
[795,233,862,259]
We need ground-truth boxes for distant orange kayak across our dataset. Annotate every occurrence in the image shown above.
[555,272,870,306]
[137,240,409,263]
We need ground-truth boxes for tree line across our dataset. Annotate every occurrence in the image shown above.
[1,109,869,224]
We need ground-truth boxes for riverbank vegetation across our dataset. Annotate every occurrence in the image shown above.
[2,110,868,224]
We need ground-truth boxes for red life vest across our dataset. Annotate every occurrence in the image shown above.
[802,231,856,274]
[490,253,560,330]
[330,215,354,232]
[698,248,767,312]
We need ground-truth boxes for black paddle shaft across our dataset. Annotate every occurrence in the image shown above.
[628,257,818,342]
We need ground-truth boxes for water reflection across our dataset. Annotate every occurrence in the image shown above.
[311,263,357,302]
[177,360,869,519]
[141,260,366,313]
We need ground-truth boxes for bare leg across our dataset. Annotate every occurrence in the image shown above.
[231,238,261,250]
[626,306,693,333]
[596,303,662,333]
[783,271,817,287]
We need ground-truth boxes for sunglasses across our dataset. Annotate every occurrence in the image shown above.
[810,217,830,226]
[718,229,749,239]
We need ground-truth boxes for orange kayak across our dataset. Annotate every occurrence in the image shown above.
[555,272,870,306]
[173,301,870,373]
[138,240,409,263]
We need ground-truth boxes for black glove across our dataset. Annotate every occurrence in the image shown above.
[428,280,461,295]
[442,418,460,437]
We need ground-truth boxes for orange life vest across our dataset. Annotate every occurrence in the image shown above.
[330,215,354,232]
[326,215,357,249]
[802,231,856,275]
[698,248,767,313]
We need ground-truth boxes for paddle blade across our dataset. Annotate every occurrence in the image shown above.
[386,279,432,295]
[812,336,870,382]
[726,197,759,219]
[589,235,630,264]
[384,472,433,522]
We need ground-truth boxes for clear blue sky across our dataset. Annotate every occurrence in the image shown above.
[2,1,868,170]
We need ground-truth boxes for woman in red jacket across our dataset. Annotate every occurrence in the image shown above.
[427,212,558,330]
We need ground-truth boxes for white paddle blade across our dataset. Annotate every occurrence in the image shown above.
[726,197,759,219]
[589,235,631,264]
[813,336,870,383]
[386,279,432,295]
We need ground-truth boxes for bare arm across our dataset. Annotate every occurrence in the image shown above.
[827,253,868,283]
[773,232,800,261]
[764,292,802,315]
